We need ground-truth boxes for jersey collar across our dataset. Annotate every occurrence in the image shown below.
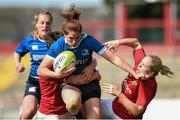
[37,35,46,42]
[65,33,87,49]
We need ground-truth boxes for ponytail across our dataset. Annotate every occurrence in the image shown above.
[60,4,81,20]
[149,55,174,78]
[59,4,82,35]
[160,65,174,78]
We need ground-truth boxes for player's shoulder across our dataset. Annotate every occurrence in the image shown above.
[56,35,65,43]
[23,34,35,42]
[82,33,97,43]
[82,33,93,40]
[20,34,35,45]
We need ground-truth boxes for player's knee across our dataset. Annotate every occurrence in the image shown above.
[68,93,81,105]
[66,104,81,114]
[66,95,82,114]
[21,107,37,119]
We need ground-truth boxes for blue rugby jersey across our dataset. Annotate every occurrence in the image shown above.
[47,33,107,74]
[16,35,48,79]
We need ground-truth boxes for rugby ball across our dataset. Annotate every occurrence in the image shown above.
[53,51,77,73]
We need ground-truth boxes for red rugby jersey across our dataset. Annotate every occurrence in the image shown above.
[112,48,157,119]
[39,76,67,115]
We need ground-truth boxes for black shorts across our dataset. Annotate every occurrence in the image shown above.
[59,80,101,103]
[77,80,101,103]
[24,76,41,103]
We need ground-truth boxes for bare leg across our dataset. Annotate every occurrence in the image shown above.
[20,95,38,120]
[61,85,82,115]
[58,112,76,119]
[83,97,101,119]
[35,111,75,120]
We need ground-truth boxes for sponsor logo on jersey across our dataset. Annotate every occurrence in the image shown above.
[77,58,88,64]
[132,81,137,87]
[29,87,36,92]
[32,45,38,50]
[82,49,89,56]
[32,54,46,61]
[123,78,132,94]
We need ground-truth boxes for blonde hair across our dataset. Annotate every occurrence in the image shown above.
[149,55,174,78]
[44,31,63,48]
[59,4,82,35]
[32,10,53,38]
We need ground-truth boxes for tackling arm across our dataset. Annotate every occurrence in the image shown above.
[117,93,145,116]
[66,70,101,85]
[66,58,101,85]
[37,57,75,79]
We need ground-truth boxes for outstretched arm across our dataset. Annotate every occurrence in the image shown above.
[104,38,142,52]
[102,38,144,79]
[101,49,139,79]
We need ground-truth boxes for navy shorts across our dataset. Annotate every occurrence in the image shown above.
[59,80,101,103]
[24,76,41,103]
[77,80,101,103]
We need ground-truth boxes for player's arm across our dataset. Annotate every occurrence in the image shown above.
[101,83,145,116]
[13,52,25,72]
[118,93,145,116]
[37,57,75,79]
[101,49,139,79]
[82,58,97,80]
[105,38,142,52]
[66,70,101,85]
[66,58,101,85]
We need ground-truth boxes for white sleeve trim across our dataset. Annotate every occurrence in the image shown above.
[46,54,55,60]
[98,46,107,55]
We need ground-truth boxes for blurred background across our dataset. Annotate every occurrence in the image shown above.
[0,0,180,119]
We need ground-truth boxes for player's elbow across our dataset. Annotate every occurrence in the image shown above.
[132,105,145,117]
[37,65,44,77]
[132,38,142,50]
[37,66,41,76]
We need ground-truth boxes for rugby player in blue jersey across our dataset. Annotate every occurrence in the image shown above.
[13,10,54,120]
[37,5,140,119]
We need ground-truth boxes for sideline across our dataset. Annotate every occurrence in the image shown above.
[0,99,180,119]
[0,54,30,92]
[143,99,180,120]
